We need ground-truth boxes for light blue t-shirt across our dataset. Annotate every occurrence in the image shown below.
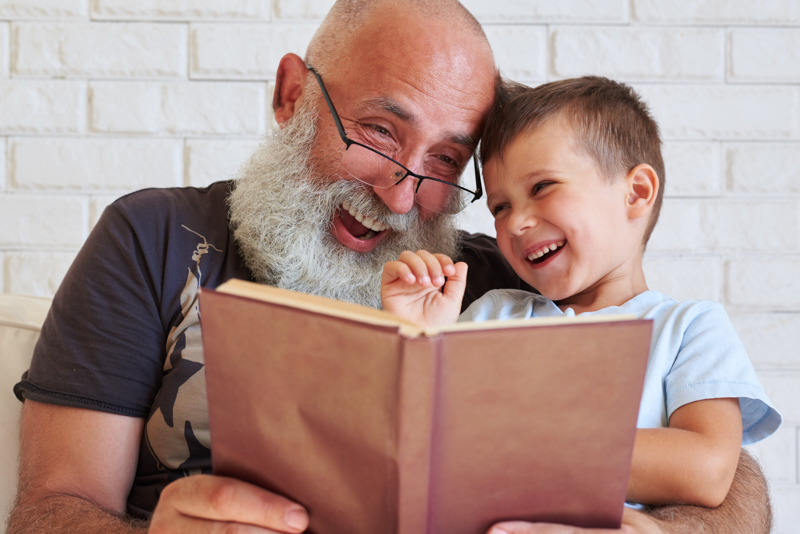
[459,289,781,445]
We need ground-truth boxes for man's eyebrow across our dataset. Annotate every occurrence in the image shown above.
[361,97,418,125]
[360,97,477,151]
[447,133,478,151]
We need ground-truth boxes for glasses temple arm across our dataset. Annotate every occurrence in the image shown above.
[306,65,351,147]
[472,154,483,202]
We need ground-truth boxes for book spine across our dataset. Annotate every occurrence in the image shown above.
[396,336,438,534]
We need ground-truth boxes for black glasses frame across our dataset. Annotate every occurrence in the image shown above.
[306,65,482,210]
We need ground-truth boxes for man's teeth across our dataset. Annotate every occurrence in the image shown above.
[342,200,389,233]
[526,241,565,261]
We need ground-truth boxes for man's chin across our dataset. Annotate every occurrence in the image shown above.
[331,211,391,253]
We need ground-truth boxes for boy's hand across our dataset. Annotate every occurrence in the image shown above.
[381,250,467,328]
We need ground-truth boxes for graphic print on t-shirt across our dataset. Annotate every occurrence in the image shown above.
[144,226,222,475]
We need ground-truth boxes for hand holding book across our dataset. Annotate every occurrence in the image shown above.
[381,250,468,328]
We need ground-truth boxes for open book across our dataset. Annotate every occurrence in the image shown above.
[200,279,652,534]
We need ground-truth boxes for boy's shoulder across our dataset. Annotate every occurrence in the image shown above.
[630,291,728,323]
[459,288,553,323]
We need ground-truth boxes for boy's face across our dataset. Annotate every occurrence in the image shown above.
[484,118,645,304]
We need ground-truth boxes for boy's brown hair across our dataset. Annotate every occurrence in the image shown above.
[480,76,665,244]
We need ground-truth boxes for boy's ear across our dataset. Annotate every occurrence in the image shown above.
[273,53,309,128]
[625,164,659,220]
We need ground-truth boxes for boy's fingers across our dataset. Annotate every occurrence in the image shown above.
[415,250,446,286]
[382,261,415,285]
[442,262,468,303]
[398,250,433,286]
[432,253,456,277]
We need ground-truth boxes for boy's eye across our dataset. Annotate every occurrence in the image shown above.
[532,181,553,195]
[489,204,508,217]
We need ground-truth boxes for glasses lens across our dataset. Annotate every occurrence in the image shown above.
[340,142,473,214]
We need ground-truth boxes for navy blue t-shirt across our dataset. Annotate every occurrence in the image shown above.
[14,181,531,517]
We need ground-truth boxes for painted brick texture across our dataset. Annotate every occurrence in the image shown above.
[190,23,317,80]
[12,23,187,78]
[92,0,266,21]
[10,138,183,190]
[552,27,724,81]
[0,81,85,133]
[0,0,87,20]
[1,1,798,532]
[89,81,266,135]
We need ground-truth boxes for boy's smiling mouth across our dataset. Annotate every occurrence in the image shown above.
[526,240,566,264]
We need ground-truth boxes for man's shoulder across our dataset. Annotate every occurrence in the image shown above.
[456,230,498,255]
[98,181,236,249]
[110,181,234,221]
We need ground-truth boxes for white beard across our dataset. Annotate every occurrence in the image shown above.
[228,103,459,309]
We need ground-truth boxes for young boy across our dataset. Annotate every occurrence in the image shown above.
[381,77,781,508]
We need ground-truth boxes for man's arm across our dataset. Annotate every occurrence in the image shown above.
[627,399,743,507]
[488,449,771,534]
[643,448,771,533]
[7,400,147,534]
[7,400,309,534]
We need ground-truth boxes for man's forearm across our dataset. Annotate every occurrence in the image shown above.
[6,494,148,534]
[644,449,771,534]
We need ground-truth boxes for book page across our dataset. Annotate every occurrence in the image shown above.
[214,278,423,336]
[424,313,639,336]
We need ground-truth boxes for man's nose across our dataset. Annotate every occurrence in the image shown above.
[373,174,416,215]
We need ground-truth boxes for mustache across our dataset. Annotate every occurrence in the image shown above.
[228,97,459,308]
[319,175,421,234]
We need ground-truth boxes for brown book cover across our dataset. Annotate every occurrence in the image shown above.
[200,279,652,534]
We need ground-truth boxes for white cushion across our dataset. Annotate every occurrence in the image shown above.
[0,294,51,532]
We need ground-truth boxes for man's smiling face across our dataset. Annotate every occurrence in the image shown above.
[282,2,497,253]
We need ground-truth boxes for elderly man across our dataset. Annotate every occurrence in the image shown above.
[9,1,770,533]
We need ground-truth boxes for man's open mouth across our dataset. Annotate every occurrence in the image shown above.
[339,200,390,240]
[526,240,565,264]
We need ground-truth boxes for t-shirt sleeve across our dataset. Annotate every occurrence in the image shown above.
[664,304,782,445]
[13,201,168,418]
[458,289,543,323]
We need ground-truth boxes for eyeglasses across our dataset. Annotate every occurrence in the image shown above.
[306,65,483,215]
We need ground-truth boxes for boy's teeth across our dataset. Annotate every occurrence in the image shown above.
[526,241,565,261]
[342,202,388,233]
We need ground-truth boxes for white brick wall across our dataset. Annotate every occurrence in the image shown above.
[12,23,188,78]
[0,81,85,133]
[190,23,317,80]
[92,0,266,21]
[0,1,798,531]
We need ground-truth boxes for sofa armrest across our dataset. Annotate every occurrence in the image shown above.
[0,294,52,533]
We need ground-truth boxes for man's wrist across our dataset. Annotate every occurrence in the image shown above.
[623,508,669,534]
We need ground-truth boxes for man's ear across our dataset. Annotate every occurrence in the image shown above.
[273,53,308,128]
[625,164,659,220]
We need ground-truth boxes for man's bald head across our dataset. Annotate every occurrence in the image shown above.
[305,0,494,76]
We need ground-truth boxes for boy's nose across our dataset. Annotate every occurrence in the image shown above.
[507,209,537,236]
